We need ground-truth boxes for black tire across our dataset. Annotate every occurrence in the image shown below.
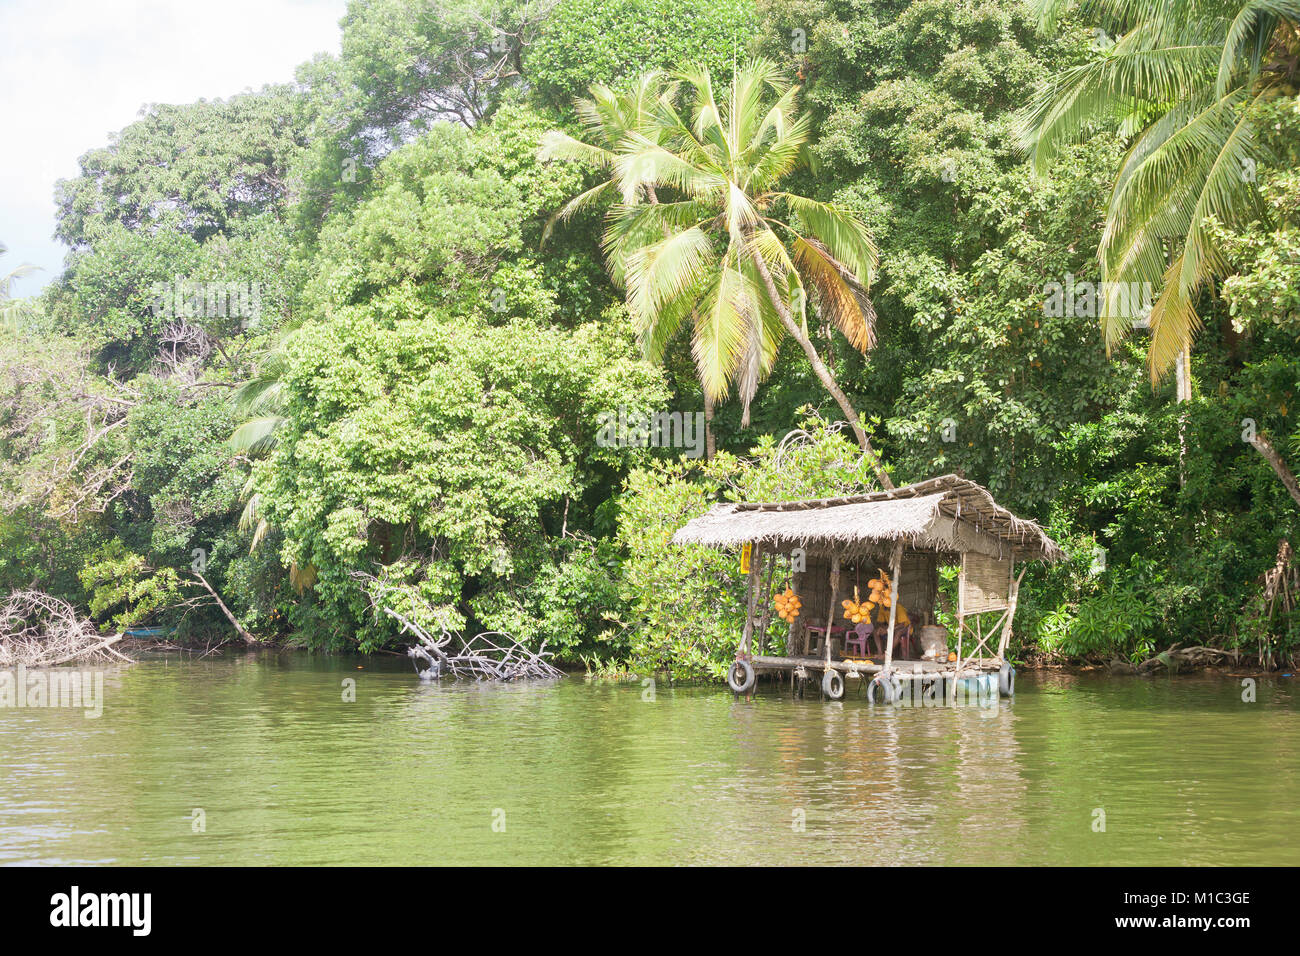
[727,659,757,694]
[822,669,845,700]
[867,673,897,705]
[999,662,1015,697]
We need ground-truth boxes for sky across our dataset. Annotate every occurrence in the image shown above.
[0,0,351,296]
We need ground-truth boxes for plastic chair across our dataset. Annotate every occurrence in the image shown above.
[893,623,914,659]
[844,622,871,658]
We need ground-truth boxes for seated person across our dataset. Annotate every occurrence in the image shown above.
[870,601,912,657]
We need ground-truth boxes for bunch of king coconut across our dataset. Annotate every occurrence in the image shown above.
[843,571,893,625]
[774,587,802,622]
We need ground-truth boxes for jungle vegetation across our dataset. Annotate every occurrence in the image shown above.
[2,0,1298,678]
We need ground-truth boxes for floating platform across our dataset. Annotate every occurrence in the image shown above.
[749,653,1001,677]
[744,653,1012,702]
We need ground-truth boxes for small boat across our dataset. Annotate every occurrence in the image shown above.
[123,625,174,639]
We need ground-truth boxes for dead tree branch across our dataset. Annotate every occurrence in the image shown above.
[0,590,133,667]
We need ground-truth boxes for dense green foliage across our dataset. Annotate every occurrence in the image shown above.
[4,0,1299,675]
[528,0,757,110]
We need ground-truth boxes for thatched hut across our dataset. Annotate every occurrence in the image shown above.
[671,474,1062,700]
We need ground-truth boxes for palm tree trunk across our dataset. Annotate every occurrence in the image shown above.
[703,392,716,460]
[747,245,893,489]
[1176,343,1189,488]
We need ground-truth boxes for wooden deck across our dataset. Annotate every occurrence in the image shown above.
[749,654,1002,679]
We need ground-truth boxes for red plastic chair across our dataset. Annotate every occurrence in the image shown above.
[844,622,871,657]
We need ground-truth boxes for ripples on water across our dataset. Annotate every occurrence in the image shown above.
[1,654,1296,865]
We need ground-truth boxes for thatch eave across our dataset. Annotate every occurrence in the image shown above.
[670,474,1062,563]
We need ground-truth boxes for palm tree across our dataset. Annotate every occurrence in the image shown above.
[539,72,720,458]
[1021,0,1300,385]
[229,346,291,459]
[546,60,892,487]
[0,242,41,328]
[230,347,289,553]
[227,327,317,591]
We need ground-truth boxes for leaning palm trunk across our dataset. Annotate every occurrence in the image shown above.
[747,243,892,488]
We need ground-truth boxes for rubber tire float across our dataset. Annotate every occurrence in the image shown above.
[821,669,845,700]
[998,662,1015,697]
[727,659,757,694]
[867,673,898,705]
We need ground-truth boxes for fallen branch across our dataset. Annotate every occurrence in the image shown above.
[0,590,134,666]
[44,633,124,666]
[1135,643,1237,675]
[386,608,564,682]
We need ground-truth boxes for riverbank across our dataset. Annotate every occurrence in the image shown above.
[106,634,1298,684]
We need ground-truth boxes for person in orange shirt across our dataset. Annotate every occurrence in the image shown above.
[872,600,913,658]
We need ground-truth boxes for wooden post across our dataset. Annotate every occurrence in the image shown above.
[791,565,805,655]
[882,541,904,670]
[825,553,841,664]
[996,567,1027,659]
[950,553,967,703]
[740,542,763,656]
[755,552,776,655]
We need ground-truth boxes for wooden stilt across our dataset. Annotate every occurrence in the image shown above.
[740,542,763,656]
[756,551,775,656]
[825,553,841,665]
[996,567,1027,659]
[791,564,805,655]
[950,557,966,703]
[882,541,904,671]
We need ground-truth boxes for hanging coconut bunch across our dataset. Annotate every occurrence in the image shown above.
[775,587,802,622]
[841,586,875,624]
[867,570,893,608]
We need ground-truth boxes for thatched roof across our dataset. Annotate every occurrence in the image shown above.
[671,474,1062,562]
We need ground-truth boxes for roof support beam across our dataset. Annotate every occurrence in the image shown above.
[825,554,841,666]
[739,542,763,658]
[882,540,904,671]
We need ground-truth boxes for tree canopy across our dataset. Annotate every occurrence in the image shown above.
[5,0,1300,676]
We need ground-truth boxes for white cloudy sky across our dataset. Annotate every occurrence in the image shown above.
[0,0,350,295]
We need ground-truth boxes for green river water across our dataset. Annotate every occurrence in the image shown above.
[1,653,1296,865]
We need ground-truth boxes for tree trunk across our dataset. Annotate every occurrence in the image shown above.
[1249,433,1300,510]
[703,392,716,460]
[192,572,258,645]
[747,244,893,489]
[1175,339,1191,489]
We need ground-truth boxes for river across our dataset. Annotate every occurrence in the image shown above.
[1,653,1296,865]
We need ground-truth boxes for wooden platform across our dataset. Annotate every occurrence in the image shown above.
[749,654,1002,679]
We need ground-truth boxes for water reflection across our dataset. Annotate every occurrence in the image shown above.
[0,656,1296,865]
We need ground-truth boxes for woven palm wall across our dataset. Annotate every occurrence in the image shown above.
[960,553,1013,614]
